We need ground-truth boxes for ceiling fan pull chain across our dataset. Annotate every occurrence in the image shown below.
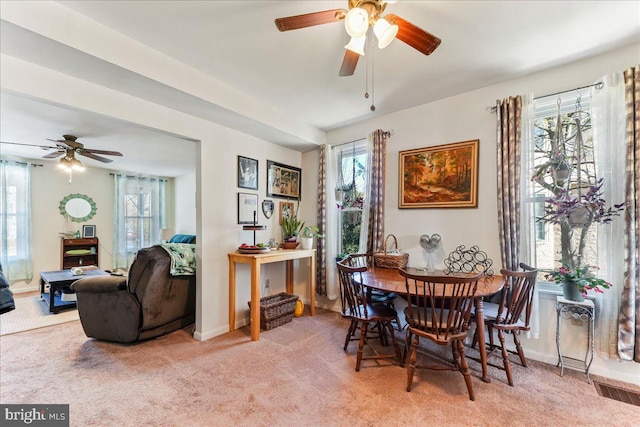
[370,46,376,111]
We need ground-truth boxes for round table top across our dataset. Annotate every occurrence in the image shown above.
[359,267,504,298]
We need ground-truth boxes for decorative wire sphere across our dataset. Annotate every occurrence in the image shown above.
[419,233,441,252]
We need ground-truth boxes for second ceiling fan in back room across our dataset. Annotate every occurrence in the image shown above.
[275,0,441,77]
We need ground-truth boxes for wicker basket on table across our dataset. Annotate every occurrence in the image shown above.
[247,292,299,330]
[373,234,409,269]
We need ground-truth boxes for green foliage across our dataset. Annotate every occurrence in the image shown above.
[301,225,323,238]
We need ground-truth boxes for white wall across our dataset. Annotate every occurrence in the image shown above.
[303,43,640,384]
[174,171,196,235]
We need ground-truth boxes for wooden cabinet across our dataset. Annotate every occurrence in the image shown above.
[60,238,99,269]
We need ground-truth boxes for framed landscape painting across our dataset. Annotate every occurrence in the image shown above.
[266,160,301,200]
[399,139,479,209]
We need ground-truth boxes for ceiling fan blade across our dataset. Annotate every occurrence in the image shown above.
[42,151,64,159]
[385,14,441,56]
[1,141,58,150]
[83,148,123,156]
[339,49,360,77]
[79,152,113,163]
[275,9,346,32]
[46,138,75,150]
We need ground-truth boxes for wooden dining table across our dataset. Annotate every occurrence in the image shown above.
[359,266,504,383]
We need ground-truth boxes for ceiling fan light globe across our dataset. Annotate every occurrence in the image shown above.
[345,8,369,37]
[374,18,398,49]
[344,35,366,56]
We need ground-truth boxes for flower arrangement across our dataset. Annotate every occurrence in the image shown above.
[540,178,624,228]
[545,263,612,296]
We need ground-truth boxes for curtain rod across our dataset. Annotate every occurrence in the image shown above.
[330,129,394,150]
[109,173,168,182]
[487,82,604,113]
[0,159,43,167]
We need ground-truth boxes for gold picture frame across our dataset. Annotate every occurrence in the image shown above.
[399,139,479,209]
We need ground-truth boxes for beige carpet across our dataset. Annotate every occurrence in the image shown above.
[1,309,639,426]
[0,295,79,336]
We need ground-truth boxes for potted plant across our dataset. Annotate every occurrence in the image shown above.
[300,225,323,250]
[281,200,304,249]
[533,112,624,301]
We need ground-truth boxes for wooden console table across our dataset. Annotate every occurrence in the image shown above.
[228,249,316,341]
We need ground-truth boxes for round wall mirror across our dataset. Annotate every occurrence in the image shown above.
[59,193,97,222]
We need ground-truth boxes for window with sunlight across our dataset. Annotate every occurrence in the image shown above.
[335,140,368,255]
[0,160,32,280]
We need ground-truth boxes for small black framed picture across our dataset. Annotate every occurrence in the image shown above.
[238,192,259,224]
[238,156,258,190]
[82,225,96,238]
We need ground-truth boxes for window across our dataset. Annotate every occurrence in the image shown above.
[113,175,166,269]
[530,92,596,276]
[0,160,32,280]
[336,140,368,255]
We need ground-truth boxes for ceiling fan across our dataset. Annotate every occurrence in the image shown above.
[1,134,123,164]
[275,0,441,76]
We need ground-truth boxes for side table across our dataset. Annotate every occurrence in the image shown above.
[555,296,595,383]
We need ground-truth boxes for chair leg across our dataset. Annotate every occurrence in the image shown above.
[403,329,413,364]
[406,334,419,392]
[344,319,357,351]
[487,323,495,349]
[385,320,403,367]
[513,331,528,367]
[456,339,475,401]
[356,322,368,372]
[498,330,513,386]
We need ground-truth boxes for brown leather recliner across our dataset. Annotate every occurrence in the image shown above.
[70,245,196,343]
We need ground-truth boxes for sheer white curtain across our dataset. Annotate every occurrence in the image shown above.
[359,137,372,254]
[591,73,627,358]
[519,93,539,338]
[0,161,32,281]
[113,174,165,270]
[324,145,339,300]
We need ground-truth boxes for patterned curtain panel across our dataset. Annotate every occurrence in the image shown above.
[316,145,327,296]
[366,130,387,255]
[618,65,640,362]
[496,96,522,271]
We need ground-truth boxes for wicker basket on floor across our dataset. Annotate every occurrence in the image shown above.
[247,292,299,330]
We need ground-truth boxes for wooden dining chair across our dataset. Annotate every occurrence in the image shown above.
[343,253,401,331]
[471,263,538,386]
[400,268,481,400]
[337,260,403,371]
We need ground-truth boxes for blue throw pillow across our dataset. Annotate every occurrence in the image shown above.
[169,234,196,244]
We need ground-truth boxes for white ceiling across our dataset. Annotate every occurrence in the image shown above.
[1,1,639,176]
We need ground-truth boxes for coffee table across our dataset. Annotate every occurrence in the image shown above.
[40,269,109,314]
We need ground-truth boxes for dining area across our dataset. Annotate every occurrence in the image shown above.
[336,253,538,401]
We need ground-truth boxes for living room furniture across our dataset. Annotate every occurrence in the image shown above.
[60,237,99,269]
[228,248,316,341]
[470,263,538,386]
[71,245,196,342]
[0,261,15,315]
[40,268,109,314]
[400,268,481,399]
[556,296,595,384]
[358,266,504,383]
[337,259,403,371]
